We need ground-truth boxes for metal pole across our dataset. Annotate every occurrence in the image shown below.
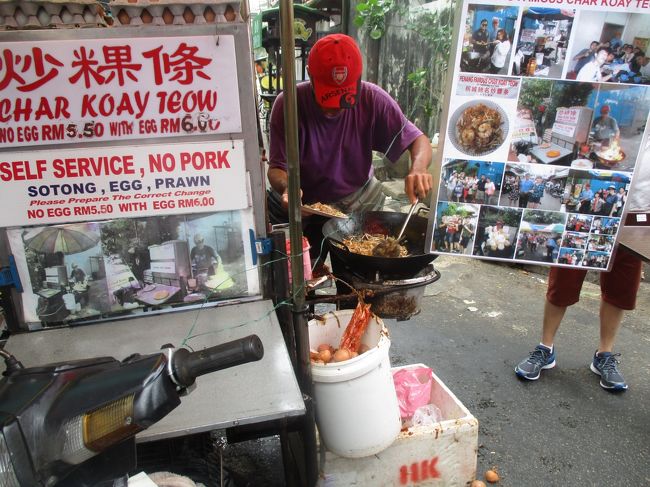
[279,0,310,388]
[279,3,318,486]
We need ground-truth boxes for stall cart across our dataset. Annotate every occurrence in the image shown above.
[0,1,317,485]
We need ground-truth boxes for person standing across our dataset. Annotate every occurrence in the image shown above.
[508,176,520,206]
[591,105,620,149]
[515,247,642,391]
[490,29,511,74]
[267,34,433,265]
[603,185,618,216]
[476,175,487,204]
[518,174,534,208]
[472,19,490,57]
[528,176,545,209]
[190,234,222,276]
[578,183,594,213]
[484,177,496,205]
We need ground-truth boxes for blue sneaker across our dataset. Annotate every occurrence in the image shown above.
[515,345,556,380]
[590,352,628,391]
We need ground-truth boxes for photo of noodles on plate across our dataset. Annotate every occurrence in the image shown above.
[450,101,508,156]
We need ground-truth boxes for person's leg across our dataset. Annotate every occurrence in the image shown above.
[541,299,567,347]
[515,266,587,380]
[590,248,642,390]
[597,300,624,353]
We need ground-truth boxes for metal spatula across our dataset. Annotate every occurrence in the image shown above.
[372,198,419,257]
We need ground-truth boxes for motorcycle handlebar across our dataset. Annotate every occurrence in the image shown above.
[170,335,264,388]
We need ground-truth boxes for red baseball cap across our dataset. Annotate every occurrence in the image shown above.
[307,34,362,109]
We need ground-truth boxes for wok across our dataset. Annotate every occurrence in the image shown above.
[595,149,626,167]
[322,210,437,278]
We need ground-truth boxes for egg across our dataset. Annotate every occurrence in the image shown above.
[470,481,486,487]
[484,469,500,483]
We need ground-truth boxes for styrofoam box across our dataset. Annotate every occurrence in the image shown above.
[317,364,478,486]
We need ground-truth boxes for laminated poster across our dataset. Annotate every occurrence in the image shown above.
[428,0,650,270]
[6,210,260,329]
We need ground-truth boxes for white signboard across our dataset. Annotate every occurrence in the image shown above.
[0,35,241,148]
[429,0,650,271]
[555,108,579,125]
[552,122,576,137]
[0,140,248,226]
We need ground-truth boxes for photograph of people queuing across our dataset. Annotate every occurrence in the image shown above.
[565,11,650,84]
[515,209,567,263]
[513,8,574,79]
[511,78,649,172]
[432,202,479,255]
[461,4,519,75]
[563,169,630,216]
[499,163,568,211]
[441,159,505,205]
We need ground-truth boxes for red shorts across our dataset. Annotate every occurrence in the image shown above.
[546,247,642,310]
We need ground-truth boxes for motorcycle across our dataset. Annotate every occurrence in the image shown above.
[0,335,264,486]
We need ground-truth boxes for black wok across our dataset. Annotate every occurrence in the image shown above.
[322,210,437,278]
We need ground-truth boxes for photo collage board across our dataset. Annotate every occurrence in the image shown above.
[430,0,650,269]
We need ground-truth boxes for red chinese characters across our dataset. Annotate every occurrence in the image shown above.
[0,48,64,92]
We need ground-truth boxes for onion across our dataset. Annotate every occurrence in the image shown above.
[470,481,487,487]
[318,349,332,363]
[485,469,500,483]
[332,348,351,362]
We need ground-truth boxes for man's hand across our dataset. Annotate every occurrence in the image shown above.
[405,171,433,203]
[405,134,433,203]
[280,188,304,211]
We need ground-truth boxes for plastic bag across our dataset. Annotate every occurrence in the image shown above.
[412,404,442,427]
[392,367,433,420]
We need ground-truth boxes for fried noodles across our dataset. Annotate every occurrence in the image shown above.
[342,233,408,257]
[456,103,503,153]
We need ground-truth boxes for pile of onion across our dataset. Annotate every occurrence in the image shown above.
[310,343,370,365]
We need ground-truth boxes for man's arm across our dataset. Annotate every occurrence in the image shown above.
[268,166,303,209]
[268,166,288,195]
[404,134,433,204]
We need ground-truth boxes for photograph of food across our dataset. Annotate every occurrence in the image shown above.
[449,100,508,156]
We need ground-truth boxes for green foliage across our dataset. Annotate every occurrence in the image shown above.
[523,209,566,225]
[442,202,474,218]
[403,4,456,133]
[482,207,521,227]
[354,0,395,40]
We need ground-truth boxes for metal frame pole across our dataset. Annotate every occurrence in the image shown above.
[279,2,318,485]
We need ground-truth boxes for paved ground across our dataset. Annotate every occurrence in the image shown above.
[220,253,649,487]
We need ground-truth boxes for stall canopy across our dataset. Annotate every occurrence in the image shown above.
[525,8,575,19]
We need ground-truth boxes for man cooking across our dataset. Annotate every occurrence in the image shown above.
[591,105,620,149]
[267,34,432,266]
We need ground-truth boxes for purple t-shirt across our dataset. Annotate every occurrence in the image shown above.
[268,81,422,204]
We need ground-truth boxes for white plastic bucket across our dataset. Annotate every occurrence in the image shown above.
[309,310,401,458]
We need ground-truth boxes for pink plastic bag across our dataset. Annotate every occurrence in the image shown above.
[392,367,433,419]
